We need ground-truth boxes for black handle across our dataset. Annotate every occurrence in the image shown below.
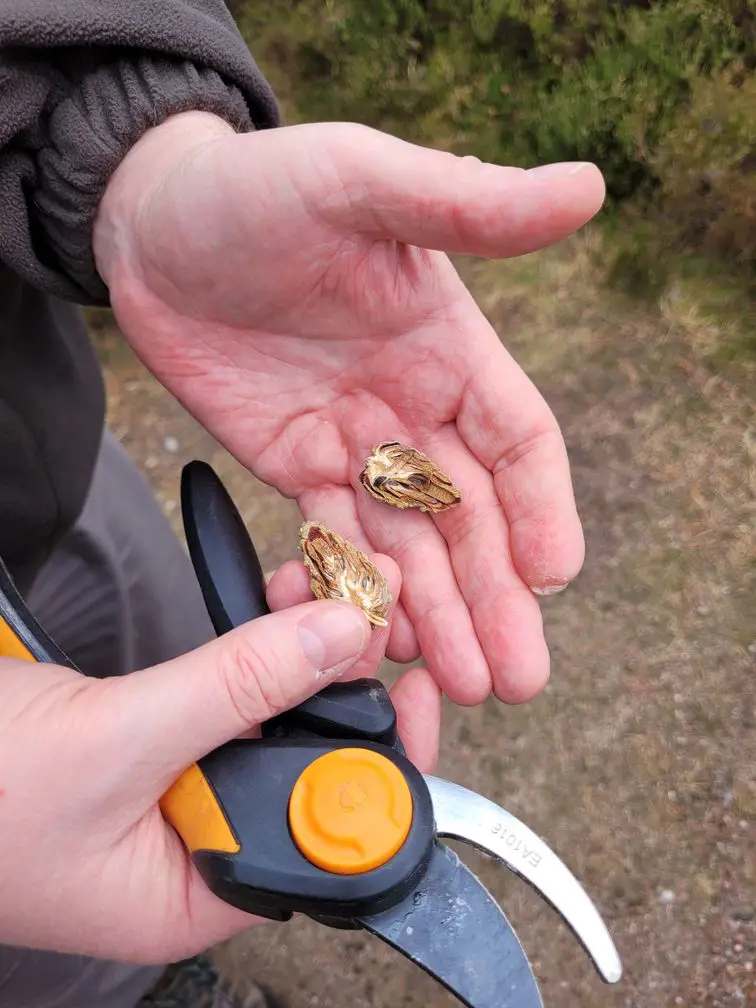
[181,460,271,634]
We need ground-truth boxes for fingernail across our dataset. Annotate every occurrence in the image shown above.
[298,604,370,677]
[526,162,592,179]
[532,579,570,596]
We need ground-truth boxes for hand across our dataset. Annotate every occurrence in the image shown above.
[94,112,606,706]
[0,556,439,961]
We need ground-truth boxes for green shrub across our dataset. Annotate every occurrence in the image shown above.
[236,0,756,280]
[652,64,756,272]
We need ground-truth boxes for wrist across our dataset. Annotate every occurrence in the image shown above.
[93,111,235,289]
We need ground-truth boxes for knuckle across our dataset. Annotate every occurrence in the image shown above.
[216,636,289,726]
[444,502,498,551]
[457,153,484,169]
[390,525,434,564]
[493,427,561,475]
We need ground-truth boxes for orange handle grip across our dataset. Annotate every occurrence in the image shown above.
[0,614,37,663]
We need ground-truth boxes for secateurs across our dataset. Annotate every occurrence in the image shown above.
[0,460,622,1008]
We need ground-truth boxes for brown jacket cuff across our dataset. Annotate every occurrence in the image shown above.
[33,55,259,306]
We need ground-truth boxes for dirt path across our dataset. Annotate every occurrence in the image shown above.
[94,231,755,1008]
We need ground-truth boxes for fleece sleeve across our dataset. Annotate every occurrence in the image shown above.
[0,0,281,305]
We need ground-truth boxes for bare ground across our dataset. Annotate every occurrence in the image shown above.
[92,229,756,1008]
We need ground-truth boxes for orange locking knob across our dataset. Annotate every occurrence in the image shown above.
[289,748,413,876]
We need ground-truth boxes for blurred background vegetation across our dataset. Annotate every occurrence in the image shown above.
[228,0,756,358]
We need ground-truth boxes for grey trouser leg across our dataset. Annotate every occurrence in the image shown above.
[0,430,215,1008]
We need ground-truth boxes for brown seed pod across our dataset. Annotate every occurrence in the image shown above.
[299,521,392,628]
[360,441,461,513]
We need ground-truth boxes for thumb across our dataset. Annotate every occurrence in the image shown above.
[326,123,605,258]
[114,598,370,783]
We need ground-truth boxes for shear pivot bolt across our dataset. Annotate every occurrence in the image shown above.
[289,748,413,875]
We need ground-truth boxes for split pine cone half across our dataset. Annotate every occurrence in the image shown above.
[360,441,461,514]
[299,521,392,628]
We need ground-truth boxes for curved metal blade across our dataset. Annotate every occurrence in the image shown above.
[359,842,543,1008]
[425,776,622,984]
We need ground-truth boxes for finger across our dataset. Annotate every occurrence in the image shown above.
[390,668,442,774]
[420,424,550,703]
[267,551,404,683]
[336,407,492,706]
[117,598,371,785]
[448,308,585,592]
[229,554,399,742]
[375,584,418,663]
[265,558,313,611]
[325,125,605,258]
[269,551,418,667]
[354,500,491,706]
[299,484,421,663]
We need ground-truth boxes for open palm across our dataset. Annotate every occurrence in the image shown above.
[98,116,605,706]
